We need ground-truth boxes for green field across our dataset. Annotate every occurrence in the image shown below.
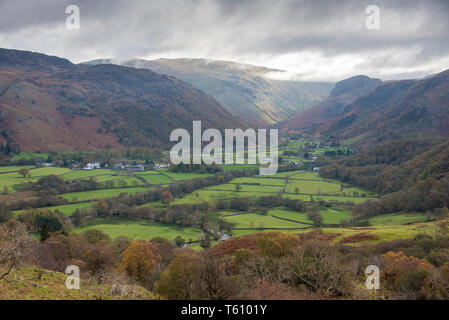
[285,179,340,194]
[61,169,117,180]
[368,212,429,226]
[0,165,34,173]
[73,220,204,241]
[94,175,144,187]
[135,173,173,184]
[222,164,260,171]
[61,187,149,202]
[4,161,430,248]
[14,201,95,217]
[0,168,69,193]
[208,183,283,193]
[232,177,286,186]
[158,169,214,181]
[319,208,352,224]
[223,212,309,230]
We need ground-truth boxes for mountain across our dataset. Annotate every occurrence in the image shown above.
[281,75,382,132]
[84,58,333,127]
[323,69,449,146]
[0,48,246,152]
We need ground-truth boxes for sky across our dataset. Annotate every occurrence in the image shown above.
[0,0,448,82]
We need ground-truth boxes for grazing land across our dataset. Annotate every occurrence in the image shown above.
[73,219,204,242]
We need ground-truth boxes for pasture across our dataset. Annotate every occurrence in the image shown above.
[73,219,204,241]
[14,201,95,217]
[61,187,149,202]
[3,160,433,248]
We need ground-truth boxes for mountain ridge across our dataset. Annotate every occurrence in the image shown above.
[0,48,246,152]
[83,58,334,127]
[281,75,382,133]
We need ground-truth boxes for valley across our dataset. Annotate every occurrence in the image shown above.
[0,135,438,249]
[1,48,449,301]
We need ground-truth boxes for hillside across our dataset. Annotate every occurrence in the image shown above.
[85,58,333,126]
[322,69,449,145]
[0,266,153,300]
[282,75,382,132]
[0,48,246,152]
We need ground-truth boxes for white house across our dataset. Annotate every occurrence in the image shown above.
[83,162,101,170]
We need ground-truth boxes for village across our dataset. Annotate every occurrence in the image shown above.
[36,161,170,171]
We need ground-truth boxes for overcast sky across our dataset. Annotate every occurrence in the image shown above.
[0,0,448,82]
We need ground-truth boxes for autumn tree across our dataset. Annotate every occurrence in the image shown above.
[119,240,160,287]
[0,202,12,223]
[258,232,298,258]
[198,251,241,299]
[84,244,117,282]
[81,229,111,245]
[95,199,109,218]
[156,249,202,299]
[161,191,173,204]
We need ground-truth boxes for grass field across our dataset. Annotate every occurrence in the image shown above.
[3,160,432,248]
[73,219,204,241]
[368,212,429,226]
[14,201,95,217]
[135,173,173,185]
[0,168,69,193]
[61,187,149,202]
[232,177,286,186]
[0,165,34,173]
[157,169,214,181]
[319,221,436,245]
[61,169,117,180]
[319,208,352,224]
[208,183,283,193]
[222,212,308,230]
[94,175,144,187]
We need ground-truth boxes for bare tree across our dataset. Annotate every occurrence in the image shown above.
[0,220,36,281]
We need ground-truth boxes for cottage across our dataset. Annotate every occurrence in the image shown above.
[83,162,100,170]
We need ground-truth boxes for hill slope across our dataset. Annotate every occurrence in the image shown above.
[322,69,449,145]
[85,58,333,126]
[0,48,245,152]
[0,266,153,300]
[282,75,382,132]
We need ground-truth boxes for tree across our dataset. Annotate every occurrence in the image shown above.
[200,234,212,249]
[40,224,50,242]
[96,199,109,217]
[235,183,242,192]
[175,236,186,248]
[81,229,111,244]
[84,244,117,282]
[18,168,31,178]
[0,202,12,223]
[161,191,173,204]
[119,240,160,287]
[258,232,298,257]
[156,249,202,299]
[291,238,353,296]
[0,220,36,280]
[112,236,132,255]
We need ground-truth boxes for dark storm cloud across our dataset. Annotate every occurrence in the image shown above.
[0,0,448,81]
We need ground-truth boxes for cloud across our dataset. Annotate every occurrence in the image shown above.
[0,0,448,81]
